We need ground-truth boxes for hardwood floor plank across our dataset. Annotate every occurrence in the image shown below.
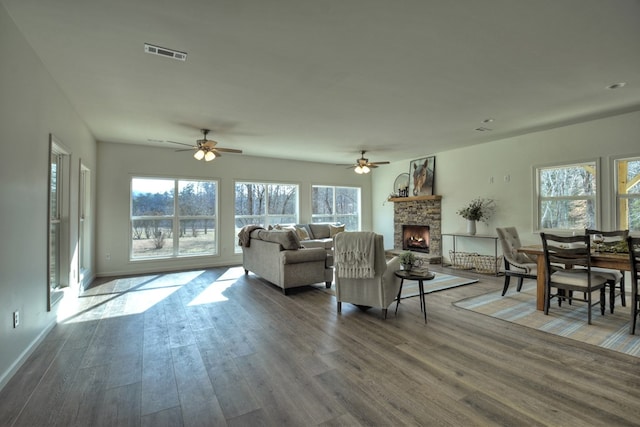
[171,344,226,426]
[4,265,640,426]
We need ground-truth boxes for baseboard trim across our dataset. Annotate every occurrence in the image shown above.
[0,317,57,391]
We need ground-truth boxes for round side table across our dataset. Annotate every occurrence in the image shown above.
[394,270,435,323]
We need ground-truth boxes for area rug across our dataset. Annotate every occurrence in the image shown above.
[398,273,478,298]
[454,282,640,358]
[322,273,478,298]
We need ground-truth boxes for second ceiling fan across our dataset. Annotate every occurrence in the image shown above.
[338,151,390,174]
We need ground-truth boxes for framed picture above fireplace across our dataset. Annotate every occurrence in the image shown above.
[409,156,435,196]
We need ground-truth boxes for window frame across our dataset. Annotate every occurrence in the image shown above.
[234,181,300,253]
[130,176,219,260]
[534,158,600,232]
[613,154,640,233]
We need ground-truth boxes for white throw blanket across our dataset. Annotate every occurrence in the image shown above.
[335,232,376,279]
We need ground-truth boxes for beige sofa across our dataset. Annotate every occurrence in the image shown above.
[240,227,333,294]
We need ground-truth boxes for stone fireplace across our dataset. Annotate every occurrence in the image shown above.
[392,196,441,262]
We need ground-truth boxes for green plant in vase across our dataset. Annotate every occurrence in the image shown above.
[399,251,416,271]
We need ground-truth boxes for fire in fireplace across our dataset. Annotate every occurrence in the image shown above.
[402,224,430,253]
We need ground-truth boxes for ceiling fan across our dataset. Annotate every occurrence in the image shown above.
[169,129,243,161]
[337,150,390,174]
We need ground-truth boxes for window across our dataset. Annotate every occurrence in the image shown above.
[235,182,298,227]
[131,177,218,259]
[48,135,70,310]
[78,163,91,288]
[234,182,299,251]
[312,185,361,230]
[536,161,598,231]
[615,156,640,232]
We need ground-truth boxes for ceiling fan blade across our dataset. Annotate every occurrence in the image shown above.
[215,147,243,154]
[368,164,379,168]
[370,161,390,165]
[165,140,194,148]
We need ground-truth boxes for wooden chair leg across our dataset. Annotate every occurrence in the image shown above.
[609,281,616,314]
[619,275,626,306]
[516,277,524,292]
[337,301,342,313]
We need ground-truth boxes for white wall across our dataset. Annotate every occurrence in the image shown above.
[95,142,373,276]
[0,4,97,388]
[373,110,640,258]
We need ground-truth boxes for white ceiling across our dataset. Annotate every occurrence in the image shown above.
[3,0,640,165]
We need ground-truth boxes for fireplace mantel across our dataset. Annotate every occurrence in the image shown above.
[388,195,442,203]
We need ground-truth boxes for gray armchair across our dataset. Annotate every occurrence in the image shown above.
[496,227,537,296]
[333,232,402,319]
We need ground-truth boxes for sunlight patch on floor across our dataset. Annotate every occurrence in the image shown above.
[188,266,245,306]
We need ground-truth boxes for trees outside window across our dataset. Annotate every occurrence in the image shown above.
[312,185,360,230]
[131,177,218,259]
[536,161,597,231]
[234,182,298,252]
[616,157,640,232]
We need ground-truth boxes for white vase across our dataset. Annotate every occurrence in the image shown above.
[466,220,476,235]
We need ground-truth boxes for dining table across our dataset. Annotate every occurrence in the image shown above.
[517,245,631,311]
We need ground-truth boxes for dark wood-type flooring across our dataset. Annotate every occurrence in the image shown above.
[2,265,640,426]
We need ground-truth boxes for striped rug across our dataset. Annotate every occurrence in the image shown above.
[455,282,640,358]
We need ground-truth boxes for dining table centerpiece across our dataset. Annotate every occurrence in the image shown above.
[457,198,495,235]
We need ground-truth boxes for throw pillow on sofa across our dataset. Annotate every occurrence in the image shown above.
[329,224,345,237]
[295,226,311,240]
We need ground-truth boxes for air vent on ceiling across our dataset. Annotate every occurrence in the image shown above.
[144,43,187,61]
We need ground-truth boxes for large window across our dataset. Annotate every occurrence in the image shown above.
[131,177,218,259]
[312,185,361,230]
[536,161,598,231]
[234,182,298,252]
[615,156,640,232]
[235,182,299,228]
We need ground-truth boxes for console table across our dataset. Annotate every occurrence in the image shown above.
[442,233,500,275]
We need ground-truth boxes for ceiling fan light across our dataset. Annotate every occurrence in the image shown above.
[354,166,363,174]
[194,149,205,160]
[362,165,370,174]
[204,151,216,161]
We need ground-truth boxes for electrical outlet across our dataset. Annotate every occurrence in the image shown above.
[106,253,111,260]
[13,311,19,328]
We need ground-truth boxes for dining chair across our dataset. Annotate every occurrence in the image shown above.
[496,227,537,296]
[540,232,607,324]
[585,229,628,313]
[627,236,640,334]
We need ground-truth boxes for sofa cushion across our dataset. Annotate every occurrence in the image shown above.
[309,223,331,239]
[301,239,333,250]
[295,226,311,240]
[329,224,345,237]
[256,229,301,250]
